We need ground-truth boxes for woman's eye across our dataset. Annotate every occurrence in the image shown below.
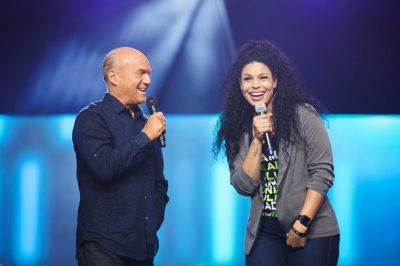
[243,77,252,81]
[260,76,268,80]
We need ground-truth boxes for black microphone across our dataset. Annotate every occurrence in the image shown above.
[146,96,166,147]
[255,103,274,156]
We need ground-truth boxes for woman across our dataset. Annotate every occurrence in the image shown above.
[214,41,339,265]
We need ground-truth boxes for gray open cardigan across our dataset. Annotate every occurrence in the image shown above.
[230,104,339,255]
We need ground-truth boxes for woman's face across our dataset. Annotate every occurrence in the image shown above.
[240,61,277,109]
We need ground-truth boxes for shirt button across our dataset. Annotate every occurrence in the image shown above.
[144,196,147,199]
[145,216,149,220]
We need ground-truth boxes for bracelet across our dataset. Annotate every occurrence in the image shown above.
[290,226,306,237]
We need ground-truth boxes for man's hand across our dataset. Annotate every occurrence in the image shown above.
[142,112,166,141]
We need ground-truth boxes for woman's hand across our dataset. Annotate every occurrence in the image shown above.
[242,113,273,182]
[286,220,307,248]
[252,113,274,142]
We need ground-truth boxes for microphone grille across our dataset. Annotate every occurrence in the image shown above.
[255,103,267,113]
[146,96,157,108]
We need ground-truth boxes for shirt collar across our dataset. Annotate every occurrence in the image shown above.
[103,93,143,117]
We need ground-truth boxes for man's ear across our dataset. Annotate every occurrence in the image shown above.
[108,70,118,86]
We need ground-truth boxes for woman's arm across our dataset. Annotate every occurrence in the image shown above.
[242,113,274,182]
[242,137,263,182]
[230,113,274,195]
[286,189,324,247]
[287,105,335,248]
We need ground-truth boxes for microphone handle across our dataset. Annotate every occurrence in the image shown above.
[159,133,166,147]
[149,106,166,147]
[257,111,274,156]
[264,132,274,156]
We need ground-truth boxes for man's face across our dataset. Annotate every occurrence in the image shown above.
[117,54,151,107]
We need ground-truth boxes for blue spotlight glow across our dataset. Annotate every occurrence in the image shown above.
[0,116,9,261]
[1,114,400,265]
[0,116,5,140]
[57,115,75,145]
[0,163,2,259]
[212,158,235,263]
[327,114,400,266]
[15,155,44,265]
[120,0,235,101]
[24,0,234,113]
[0,115,11,145]
[329,162,355,265]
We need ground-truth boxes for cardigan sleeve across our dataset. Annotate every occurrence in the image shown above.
[229,133,261,196]
[298,105,335,195]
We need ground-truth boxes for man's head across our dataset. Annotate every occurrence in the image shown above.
[103,47,151,108]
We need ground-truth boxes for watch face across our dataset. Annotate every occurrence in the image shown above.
[298,215,311,227]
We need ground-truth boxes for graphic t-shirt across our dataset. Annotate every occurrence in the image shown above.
[260,150,279,217]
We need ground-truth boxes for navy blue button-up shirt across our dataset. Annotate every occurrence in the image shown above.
[72,93,169,260]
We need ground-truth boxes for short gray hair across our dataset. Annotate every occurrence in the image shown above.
[102,50,118,82]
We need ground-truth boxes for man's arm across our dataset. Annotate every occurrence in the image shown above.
[154,147,169,229]
[72,110,151,183]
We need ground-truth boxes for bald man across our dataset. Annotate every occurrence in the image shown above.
[72,47,169,266]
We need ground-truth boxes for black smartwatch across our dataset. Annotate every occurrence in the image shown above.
[296,214,312,227]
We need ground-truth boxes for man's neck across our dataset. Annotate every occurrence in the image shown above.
[107,91,136,110]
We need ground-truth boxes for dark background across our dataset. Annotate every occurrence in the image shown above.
[1,0,399,114]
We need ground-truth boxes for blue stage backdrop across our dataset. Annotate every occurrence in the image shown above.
[0,114,399,265]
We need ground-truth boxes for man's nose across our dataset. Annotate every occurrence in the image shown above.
[143,74,151,86]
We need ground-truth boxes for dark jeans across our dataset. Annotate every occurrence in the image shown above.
[77,241,154,266]
[246,232,340,266]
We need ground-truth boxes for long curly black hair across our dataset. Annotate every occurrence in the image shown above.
[213,40,324,166]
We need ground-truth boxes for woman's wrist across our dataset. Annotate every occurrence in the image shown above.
[252,137,263,145]
[292,220,308,234]
[290,226,306,238]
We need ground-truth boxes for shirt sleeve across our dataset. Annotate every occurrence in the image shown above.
[299,105,335,195]
[72,109,151,183]
[153,146,169,230]
[229,133,260,196]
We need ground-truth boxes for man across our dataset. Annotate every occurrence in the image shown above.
[72,47,169,266]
